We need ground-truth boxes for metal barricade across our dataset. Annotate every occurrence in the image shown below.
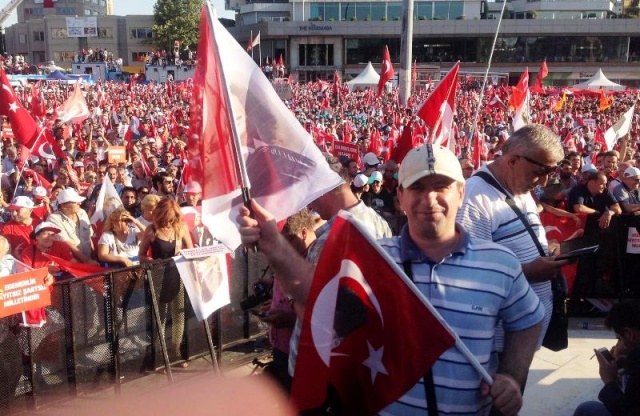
[0,248,269,414]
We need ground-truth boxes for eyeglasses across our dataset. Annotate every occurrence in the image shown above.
[517,155,558,176]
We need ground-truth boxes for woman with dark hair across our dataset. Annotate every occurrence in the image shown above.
[138,198,193,367]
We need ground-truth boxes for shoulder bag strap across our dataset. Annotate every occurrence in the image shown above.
[474,171,546,257]
[402,260,438,416]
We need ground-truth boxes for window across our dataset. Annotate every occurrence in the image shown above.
[85,9,91,15]
[51,28,68,38]
[56,7,76,14]
[34,52,46,64]
[98,28,113,38]
[33,31,45,42]
[130,28,154,39]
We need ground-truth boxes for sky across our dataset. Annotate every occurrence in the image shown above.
[4,0,235,26]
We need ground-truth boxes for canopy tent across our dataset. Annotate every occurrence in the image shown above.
[573,69,625,91]
[47,71,73,81]
[346,62,380,91]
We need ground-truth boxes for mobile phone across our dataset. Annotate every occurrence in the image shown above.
[596,347,615,363]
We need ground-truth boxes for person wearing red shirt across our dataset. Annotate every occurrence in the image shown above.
[18,222,74,273]
[0,196,41,257]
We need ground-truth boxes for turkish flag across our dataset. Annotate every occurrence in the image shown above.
[55,81,90,124]
[189,5,341,250]
[509,68,530,131]
[44,253,108,295]
[532,60,548,93]
[367,127,382,156]
[393,120,415,164]
[416,62,460,151]
[31,81,46,119]
[30,128,66,161]
[0,69,39,148]
[377,45,394,97]
[291,212,456,415]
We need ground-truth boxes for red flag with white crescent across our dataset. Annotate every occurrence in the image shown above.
[0,69,39,148]
[291,212,456,415]
[416,62,460,150]
[377,45,395,97]
[55,81,90,124]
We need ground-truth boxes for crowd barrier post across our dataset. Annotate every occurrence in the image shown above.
[144,266,173,382]
[203,318,220,374]
[105,272,122,396]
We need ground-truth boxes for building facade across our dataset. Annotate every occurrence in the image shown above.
[5,14,154,68]
[226,0,640,86]
[17,0,109,23]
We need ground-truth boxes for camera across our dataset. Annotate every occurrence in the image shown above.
[240,281,272,311]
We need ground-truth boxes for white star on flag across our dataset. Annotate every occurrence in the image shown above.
[8,102,19,112]
[362,341,388,383]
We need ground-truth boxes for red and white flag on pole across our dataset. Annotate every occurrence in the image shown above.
[89,175,123,236]
[509,68,530,131]
[416,62,460,152]
[377,45,395,97]
[0,70,39,148]
[604,104,635,150]
[55,81,90,124]
[30,128,66,161]
[291,211,457,415]
[188,4,342,250]
[531,60,548,93]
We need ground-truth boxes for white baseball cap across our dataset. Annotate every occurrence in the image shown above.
[368,171,383,184]
[57,188,86,204]
[624,166,640,178]
[352,173,368,188]
[9,196,34,210]
[184,181,202,193]
[34,221,61,236]
[362,152,380,167]
[398,144,465,188]
[33,186,47,199]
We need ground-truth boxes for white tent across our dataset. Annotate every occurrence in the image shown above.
[573,68,625,91]
[346,62,380,91]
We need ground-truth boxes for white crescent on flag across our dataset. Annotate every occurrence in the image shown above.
[311,259,383,367]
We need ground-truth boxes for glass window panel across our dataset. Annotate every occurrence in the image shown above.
[341,2,355,20]
[415,2,432,19]
[325,3,339,21]
[371,3,385,20]
[310,3,323,20]
[355,2,371,20]
[387,2,402,20]
[449,1,464,19]
[433,2,451,19]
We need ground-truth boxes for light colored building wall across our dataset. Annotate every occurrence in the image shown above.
[5,14,155,67]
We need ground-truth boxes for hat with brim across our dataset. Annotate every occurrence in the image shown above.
[34,221,61,236]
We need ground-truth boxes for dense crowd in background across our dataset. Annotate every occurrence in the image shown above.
[0,73,638,265]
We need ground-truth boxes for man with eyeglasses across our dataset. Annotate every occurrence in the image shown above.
[457,124,569,396]
[151,171,175,199]
[612,167,640,214]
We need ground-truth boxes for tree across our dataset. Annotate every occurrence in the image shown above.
[152,0,201,52]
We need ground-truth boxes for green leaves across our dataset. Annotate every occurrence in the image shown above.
[152,0,202,51]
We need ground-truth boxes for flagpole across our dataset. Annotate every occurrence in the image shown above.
[342,210,494,385]
[259,39,262,68]
[13,127,47,197]
[250,30,254,61]
[204,1,253,203]
[468,0,507,153]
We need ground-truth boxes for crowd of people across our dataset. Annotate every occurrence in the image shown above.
[1,68,640,414]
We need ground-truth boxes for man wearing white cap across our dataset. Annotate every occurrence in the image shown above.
[47,188,96,263]
[612,166,640,214]
[31,186,52,222]
[237,144,543,415]
[180,181,202,208]
[0,196,39,257]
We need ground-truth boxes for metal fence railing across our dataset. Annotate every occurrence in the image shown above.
[0,248,270,414]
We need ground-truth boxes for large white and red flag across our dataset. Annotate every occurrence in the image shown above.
[188,4,342,250]
[509,68,530,131]
[416,62,460,152]
[0,70,39,148]
[90,175,123,236]
[291,211,457,415]
[55,81,90,124]
[604,104,635,150]
[377,45,395,97]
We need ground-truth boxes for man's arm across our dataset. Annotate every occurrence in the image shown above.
[572,203,598,214]
[499,323,542,388]
[237,200,315,315]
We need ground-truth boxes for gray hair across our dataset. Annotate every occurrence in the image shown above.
[502,124,564,162]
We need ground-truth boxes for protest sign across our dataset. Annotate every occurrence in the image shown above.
[0,268,50,319]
